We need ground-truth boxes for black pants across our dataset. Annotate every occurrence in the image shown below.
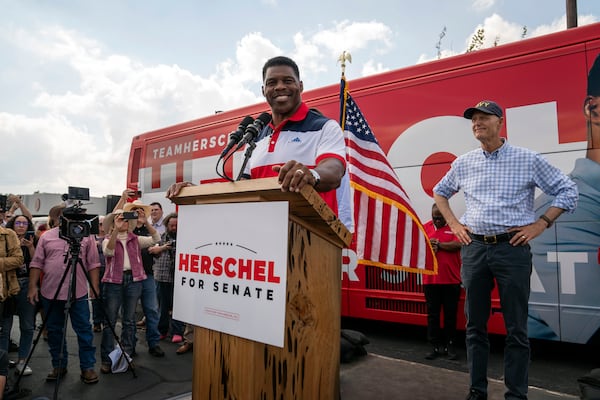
[0,348,7,376]
[424,283,461,347]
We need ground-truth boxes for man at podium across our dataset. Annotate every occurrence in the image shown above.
[167,56,346,213]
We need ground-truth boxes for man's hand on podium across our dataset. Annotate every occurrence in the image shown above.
[166,181,194,199]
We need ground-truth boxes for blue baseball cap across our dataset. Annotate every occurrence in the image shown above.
[463,100,503,119]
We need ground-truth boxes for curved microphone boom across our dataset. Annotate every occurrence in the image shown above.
[235,112,272,151]
[220,115,255,158]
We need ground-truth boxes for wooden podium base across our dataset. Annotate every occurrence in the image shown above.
[191,221,342,399]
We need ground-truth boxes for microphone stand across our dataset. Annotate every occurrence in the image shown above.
[236,140,257,181]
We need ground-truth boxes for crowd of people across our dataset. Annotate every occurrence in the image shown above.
[0,190,192,395]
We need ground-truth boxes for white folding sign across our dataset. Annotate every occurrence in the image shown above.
[173,201,289,347]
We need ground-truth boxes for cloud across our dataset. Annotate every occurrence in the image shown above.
[465,13,526,48]
[0,26,266,196]
[0,19,397,197]
[472,0,495,12]
[530,14,598,37]
[416,48,460,64]
[465,13,599,49]
[415,13,598,65]
[289,20,393,84]
[0,111,107,194]
[216,32,282,88]
[7,12,595,198]
[361,60,390,77]
[311,20,393,56]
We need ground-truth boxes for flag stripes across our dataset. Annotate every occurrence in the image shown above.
[340,78,436,274]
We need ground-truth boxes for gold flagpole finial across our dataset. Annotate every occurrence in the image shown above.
[338,51,352,78]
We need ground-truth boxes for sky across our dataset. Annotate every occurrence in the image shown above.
[0,0,598,197]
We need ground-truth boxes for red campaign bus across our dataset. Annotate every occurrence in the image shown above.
[128,23,600,344]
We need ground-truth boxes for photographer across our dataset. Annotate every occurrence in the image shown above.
[100,209,159,374]
[148,213,183,343]
[27,205,101,384]
[110,190,165,358]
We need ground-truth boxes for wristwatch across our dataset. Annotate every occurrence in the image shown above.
[309,169,321,187]
[539,214,553,228]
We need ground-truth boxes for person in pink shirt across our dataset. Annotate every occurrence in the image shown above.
[423,203,462,361]
[27,205,101,384]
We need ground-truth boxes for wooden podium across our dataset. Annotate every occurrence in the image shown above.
[172,177,352,400]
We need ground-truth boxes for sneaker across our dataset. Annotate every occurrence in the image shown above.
[159,333,168,340]
[149,345,165,357]
[424,347,440,360]
[136,317,146,327]
[100,362,111,374]
[466,388,487,400]
[46,367,67,382]
[80,369,99,384]
[171,334,183,344]
[16,361,32,376]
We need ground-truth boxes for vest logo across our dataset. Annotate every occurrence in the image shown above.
[291,137,301,143]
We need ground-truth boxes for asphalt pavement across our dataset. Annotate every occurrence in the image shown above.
[5,321,193,400]
[2,317,589,399]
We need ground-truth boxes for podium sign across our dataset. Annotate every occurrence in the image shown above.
[173,201,289,347]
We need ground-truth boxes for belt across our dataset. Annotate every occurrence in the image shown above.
[469,232,516,245]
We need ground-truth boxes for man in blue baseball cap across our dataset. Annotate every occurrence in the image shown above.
[434,99,578,400]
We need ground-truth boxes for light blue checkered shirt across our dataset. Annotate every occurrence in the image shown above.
[434,140,578,235]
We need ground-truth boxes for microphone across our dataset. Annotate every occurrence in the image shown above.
[220,115,255,157]
[235,112,272,151]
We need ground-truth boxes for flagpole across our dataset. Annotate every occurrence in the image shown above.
[338,51,352,130]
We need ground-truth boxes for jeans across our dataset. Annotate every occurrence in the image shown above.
[101,274,142,363]
[42,295,96,370]
[461,240,532,400]
[156,281,183,336]
[138,274,161,348]
[0,277,36,360]
[423,283,461,348]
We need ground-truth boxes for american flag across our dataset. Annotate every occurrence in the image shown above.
[340,78,437,274]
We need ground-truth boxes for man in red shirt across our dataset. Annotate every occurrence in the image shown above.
[423,203,462,360]
[166,56,346,211]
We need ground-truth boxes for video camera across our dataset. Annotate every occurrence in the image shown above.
[59,186,99,241]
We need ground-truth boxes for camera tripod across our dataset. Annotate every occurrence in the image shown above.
[9,235,136,400]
